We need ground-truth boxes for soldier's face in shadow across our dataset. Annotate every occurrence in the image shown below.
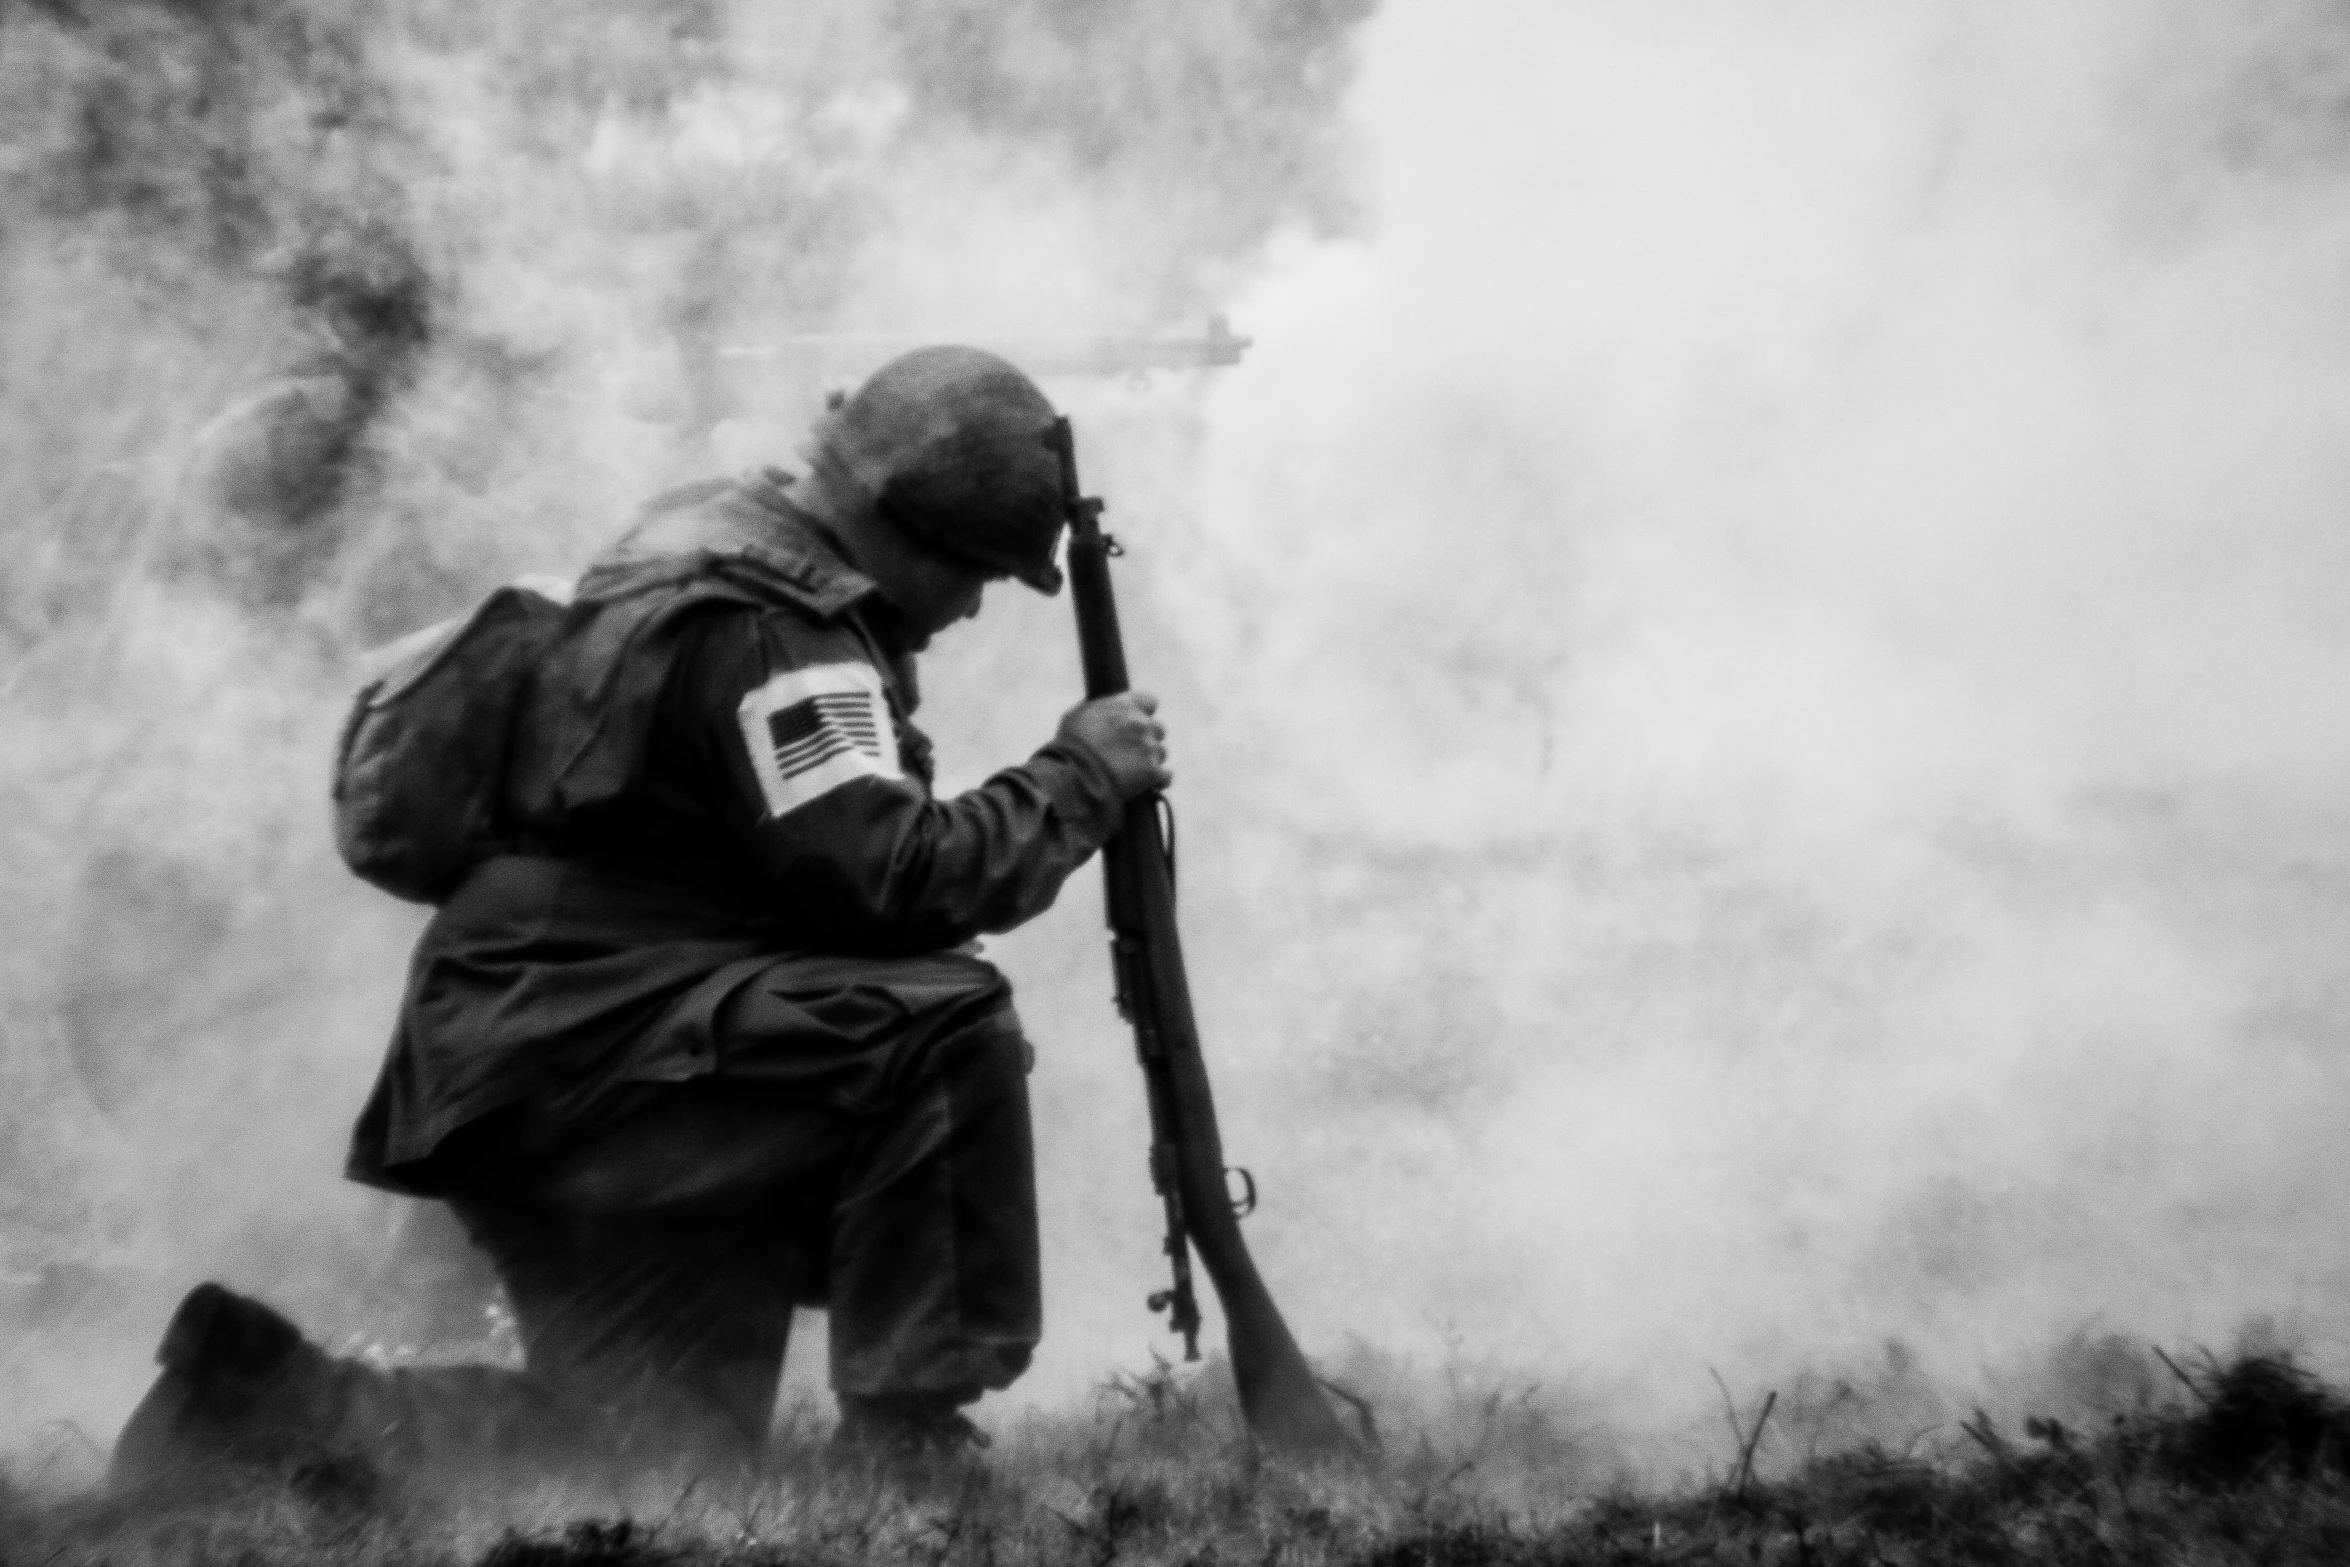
[862,525,997,643]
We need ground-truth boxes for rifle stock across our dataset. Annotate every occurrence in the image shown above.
[1047,417,1359,1461]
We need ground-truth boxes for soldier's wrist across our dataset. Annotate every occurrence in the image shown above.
[1032,738,1127,842]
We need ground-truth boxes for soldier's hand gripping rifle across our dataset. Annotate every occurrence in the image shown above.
[1048,417,1361,1461]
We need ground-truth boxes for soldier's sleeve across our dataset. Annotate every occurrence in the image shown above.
[674,606,1127,954]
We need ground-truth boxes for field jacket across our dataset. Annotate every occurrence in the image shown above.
[347,471,1123,1195]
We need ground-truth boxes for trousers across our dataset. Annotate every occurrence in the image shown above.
[357,1001,1040,1471]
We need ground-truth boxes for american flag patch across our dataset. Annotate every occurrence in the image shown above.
[735,662,902,818]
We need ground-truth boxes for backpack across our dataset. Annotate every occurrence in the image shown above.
[331,577,572,903]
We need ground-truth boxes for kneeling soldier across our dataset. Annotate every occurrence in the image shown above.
[114,347,1170,1487]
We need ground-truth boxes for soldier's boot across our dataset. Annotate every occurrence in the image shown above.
[826,1390,990,1484]
[110,1282,386,1497]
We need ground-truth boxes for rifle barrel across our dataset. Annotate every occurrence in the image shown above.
[721,317,1251,378]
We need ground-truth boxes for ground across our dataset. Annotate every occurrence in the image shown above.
[6,1352,2349,1566]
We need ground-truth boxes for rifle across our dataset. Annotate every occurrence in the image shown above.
[1047,416,1361,1461]
[723,315,1252,379]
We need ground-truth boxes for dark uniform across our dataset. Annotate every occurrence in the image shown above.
[336,470,1124,1464]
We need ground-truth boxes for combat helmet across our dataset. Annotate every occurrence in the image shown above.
[807,346,1066,594]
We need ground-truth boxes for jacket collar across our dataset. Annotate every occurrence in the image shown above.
[585,468,880,618]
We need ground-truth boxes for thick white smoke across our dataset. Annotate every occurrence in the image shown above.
[8,0,2350,1487]
[998,0,2350,1465]
[0,0,1369,1473]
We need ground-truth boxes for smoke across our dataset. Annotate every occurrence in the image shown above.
[5,0,2350,1486]
[0,0,1370,1466]
[1076,0,2350,1463]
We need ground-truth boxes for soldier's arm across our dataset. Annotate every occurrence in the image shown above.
[677,608,1129,954]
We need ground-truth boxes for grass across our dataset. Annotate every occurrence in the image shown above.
[6,1351,2350,1566]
